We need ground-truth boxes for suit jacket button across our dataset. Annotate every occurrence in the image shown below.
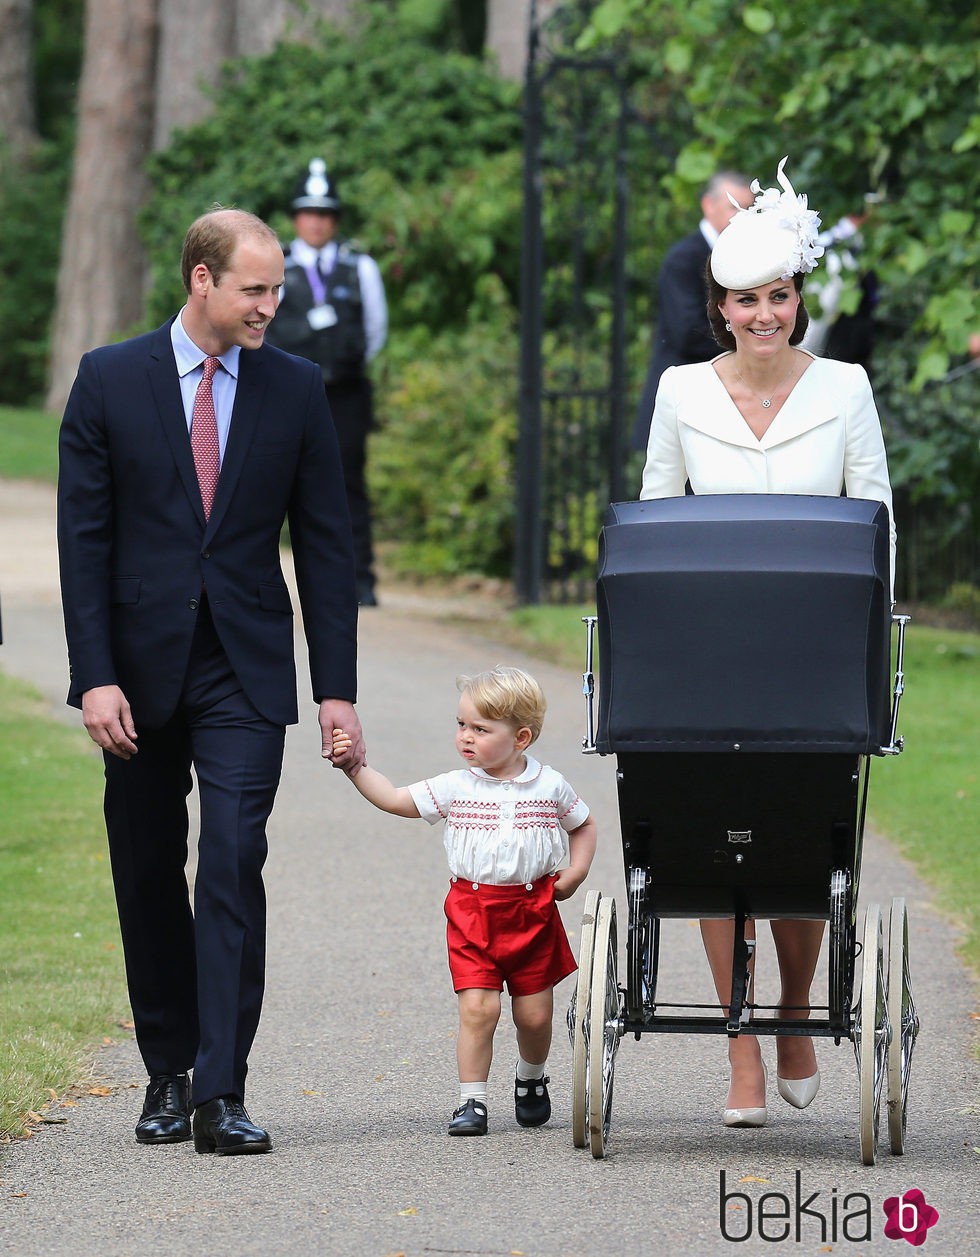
[188,598,199,610]
[201,550,210,559]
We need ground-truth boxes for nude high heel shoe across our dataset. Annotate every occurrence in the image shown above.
[723,1063,767,1128]
[776,1070,821,1109]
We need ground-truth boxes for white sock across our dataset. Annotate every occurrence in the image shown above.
[516,1055,547,1082]
[460,1081,488,1105]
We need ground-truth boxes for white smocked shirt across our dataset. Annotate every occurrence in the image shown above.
[408,754,590,886]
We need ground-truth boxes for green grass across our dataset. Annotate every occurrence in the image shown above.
[0,673,129,1141]
[871,628,980,969]
[508,603,597,671]
[0,404,60,483]
[508,606,980,979]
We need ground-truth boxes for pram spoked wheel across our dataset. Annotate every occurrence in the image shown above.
[587,896,620,1158]
[857,903,888,1165]
[569,888,600,1148]
[886,896,919,1154]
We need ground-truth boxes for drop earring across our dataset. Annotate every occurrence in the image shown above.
[724,321,732,332]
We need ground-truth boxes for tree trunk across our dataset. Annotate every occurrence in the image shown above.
[153,0,234,149]
[152,0,355,149]
[45,0,158,414]
[232,0,354,56]
[0,0,39,158]
[486,0,544,81]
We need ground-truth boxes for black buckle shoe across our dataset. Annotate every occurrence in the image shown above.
[515,1074,551,1127]
[192,1096,272,1155]
[135,1073,191,1144]
[448,1098,488,1136]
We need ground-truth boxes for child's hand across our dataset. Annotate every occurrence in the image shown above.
[330,727,354,765]
[553,867,587,901]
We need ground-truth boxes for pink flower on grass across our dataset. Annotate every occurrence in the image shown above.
[882,1189,940,1245]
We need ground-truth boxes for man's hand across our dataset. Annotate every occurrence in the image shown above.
[82,685,138,759]
[319,699,365,773]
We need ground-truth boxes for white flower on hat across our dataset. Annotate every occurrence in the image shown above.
[711,156,824,289]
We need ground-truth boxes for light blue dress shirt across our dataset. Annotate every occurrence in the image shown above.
[170,310,241,460]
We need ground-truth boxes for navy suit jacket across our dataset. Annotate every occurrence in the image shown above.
[631,229,718,451]
[58,319,358,728]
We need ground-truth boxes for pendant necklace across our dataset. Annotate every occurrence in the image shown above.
[735,358,798,409]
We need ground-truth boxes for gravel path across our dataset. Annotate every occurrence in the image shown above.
[1,477,977,1255]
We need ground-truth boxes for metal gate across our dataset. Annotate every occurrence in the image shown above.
[516,0,632,604]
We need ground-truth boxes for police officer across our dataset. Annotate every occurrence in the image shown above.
[267,159,388,605]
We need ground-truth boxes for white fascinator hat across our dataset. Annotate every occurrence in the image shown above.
[710,156,824,290]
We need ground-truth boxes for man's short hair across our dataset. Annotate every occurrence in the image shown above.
[702,170,752,199]
[180,208,280,293]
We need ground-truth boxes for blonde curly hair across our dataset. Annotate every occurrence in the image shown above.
[457,665,547,744]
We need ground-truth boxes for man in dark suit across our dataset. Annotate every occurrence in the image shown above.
[631,170,753,451]
[57,208,365,1155]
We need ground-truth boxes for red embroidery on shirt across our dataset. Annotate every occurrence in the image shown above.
[443,800,574,831]
[424,780,449,820]
[446,800,500,829]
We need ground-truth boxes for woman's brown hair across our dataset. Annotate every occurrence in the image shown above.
[704,262,810,351]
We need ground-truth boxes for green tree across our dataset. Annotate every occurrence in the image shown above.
[0,0,83,405]
[140,3,523,576]
[580,0,979,595]
[581,0,979,382]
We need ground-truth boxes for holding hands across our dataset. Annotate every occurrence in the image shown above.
[320,701,364,773]
[331,727,353,763]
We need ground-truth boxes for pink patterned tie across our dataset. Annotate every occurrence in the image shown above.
[191,356,220,519]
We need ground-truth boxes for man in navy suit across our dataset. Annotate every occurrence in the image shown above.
[631,170,753,451]
[57,208,365,1154]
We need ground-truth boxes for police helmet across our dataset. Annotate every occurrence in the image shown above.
[291,159,342,213]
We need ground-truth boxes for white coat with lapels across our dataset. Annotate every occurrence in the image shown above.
[639,351,896,584]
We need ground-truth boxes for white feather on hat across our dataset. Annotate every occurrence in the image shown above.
[710,157,824,290]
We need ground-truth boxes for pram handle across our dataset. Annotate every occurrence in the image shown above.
[582,616,598,754]
[881,612,911,755]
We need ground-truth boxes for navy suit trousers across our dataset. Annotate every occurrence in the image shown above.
[102,599,285,1107]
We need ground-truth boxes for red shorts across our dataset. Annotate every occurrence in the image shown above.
[444,874,577,997]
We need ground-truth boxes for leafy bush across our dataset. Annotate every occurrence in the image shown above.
[0,0,84,406]
[581,0,980,593]
[140,5,521,335]
[0,140,72,405]
[135,4,525,579]
[371,275,518,577]
[942,583,980,628]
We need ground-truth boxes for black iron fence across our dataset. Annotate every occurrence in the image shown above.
[516,0,630,604]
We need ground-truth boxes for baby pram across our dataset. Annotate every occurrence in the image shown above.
[569,494,917,1164]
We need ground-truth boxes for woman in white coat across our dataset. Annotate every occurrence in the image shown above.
[640,158,895,1128]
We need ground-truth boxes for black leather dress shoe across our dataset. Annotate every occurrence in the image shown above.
[135,1073,191,1144]
[448,1098,488,1136]
[192,1096,272,1155]
[514,1074,551,1127]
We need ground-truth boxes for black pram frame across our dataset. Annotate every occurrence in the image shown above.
[569,495,918,1165]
